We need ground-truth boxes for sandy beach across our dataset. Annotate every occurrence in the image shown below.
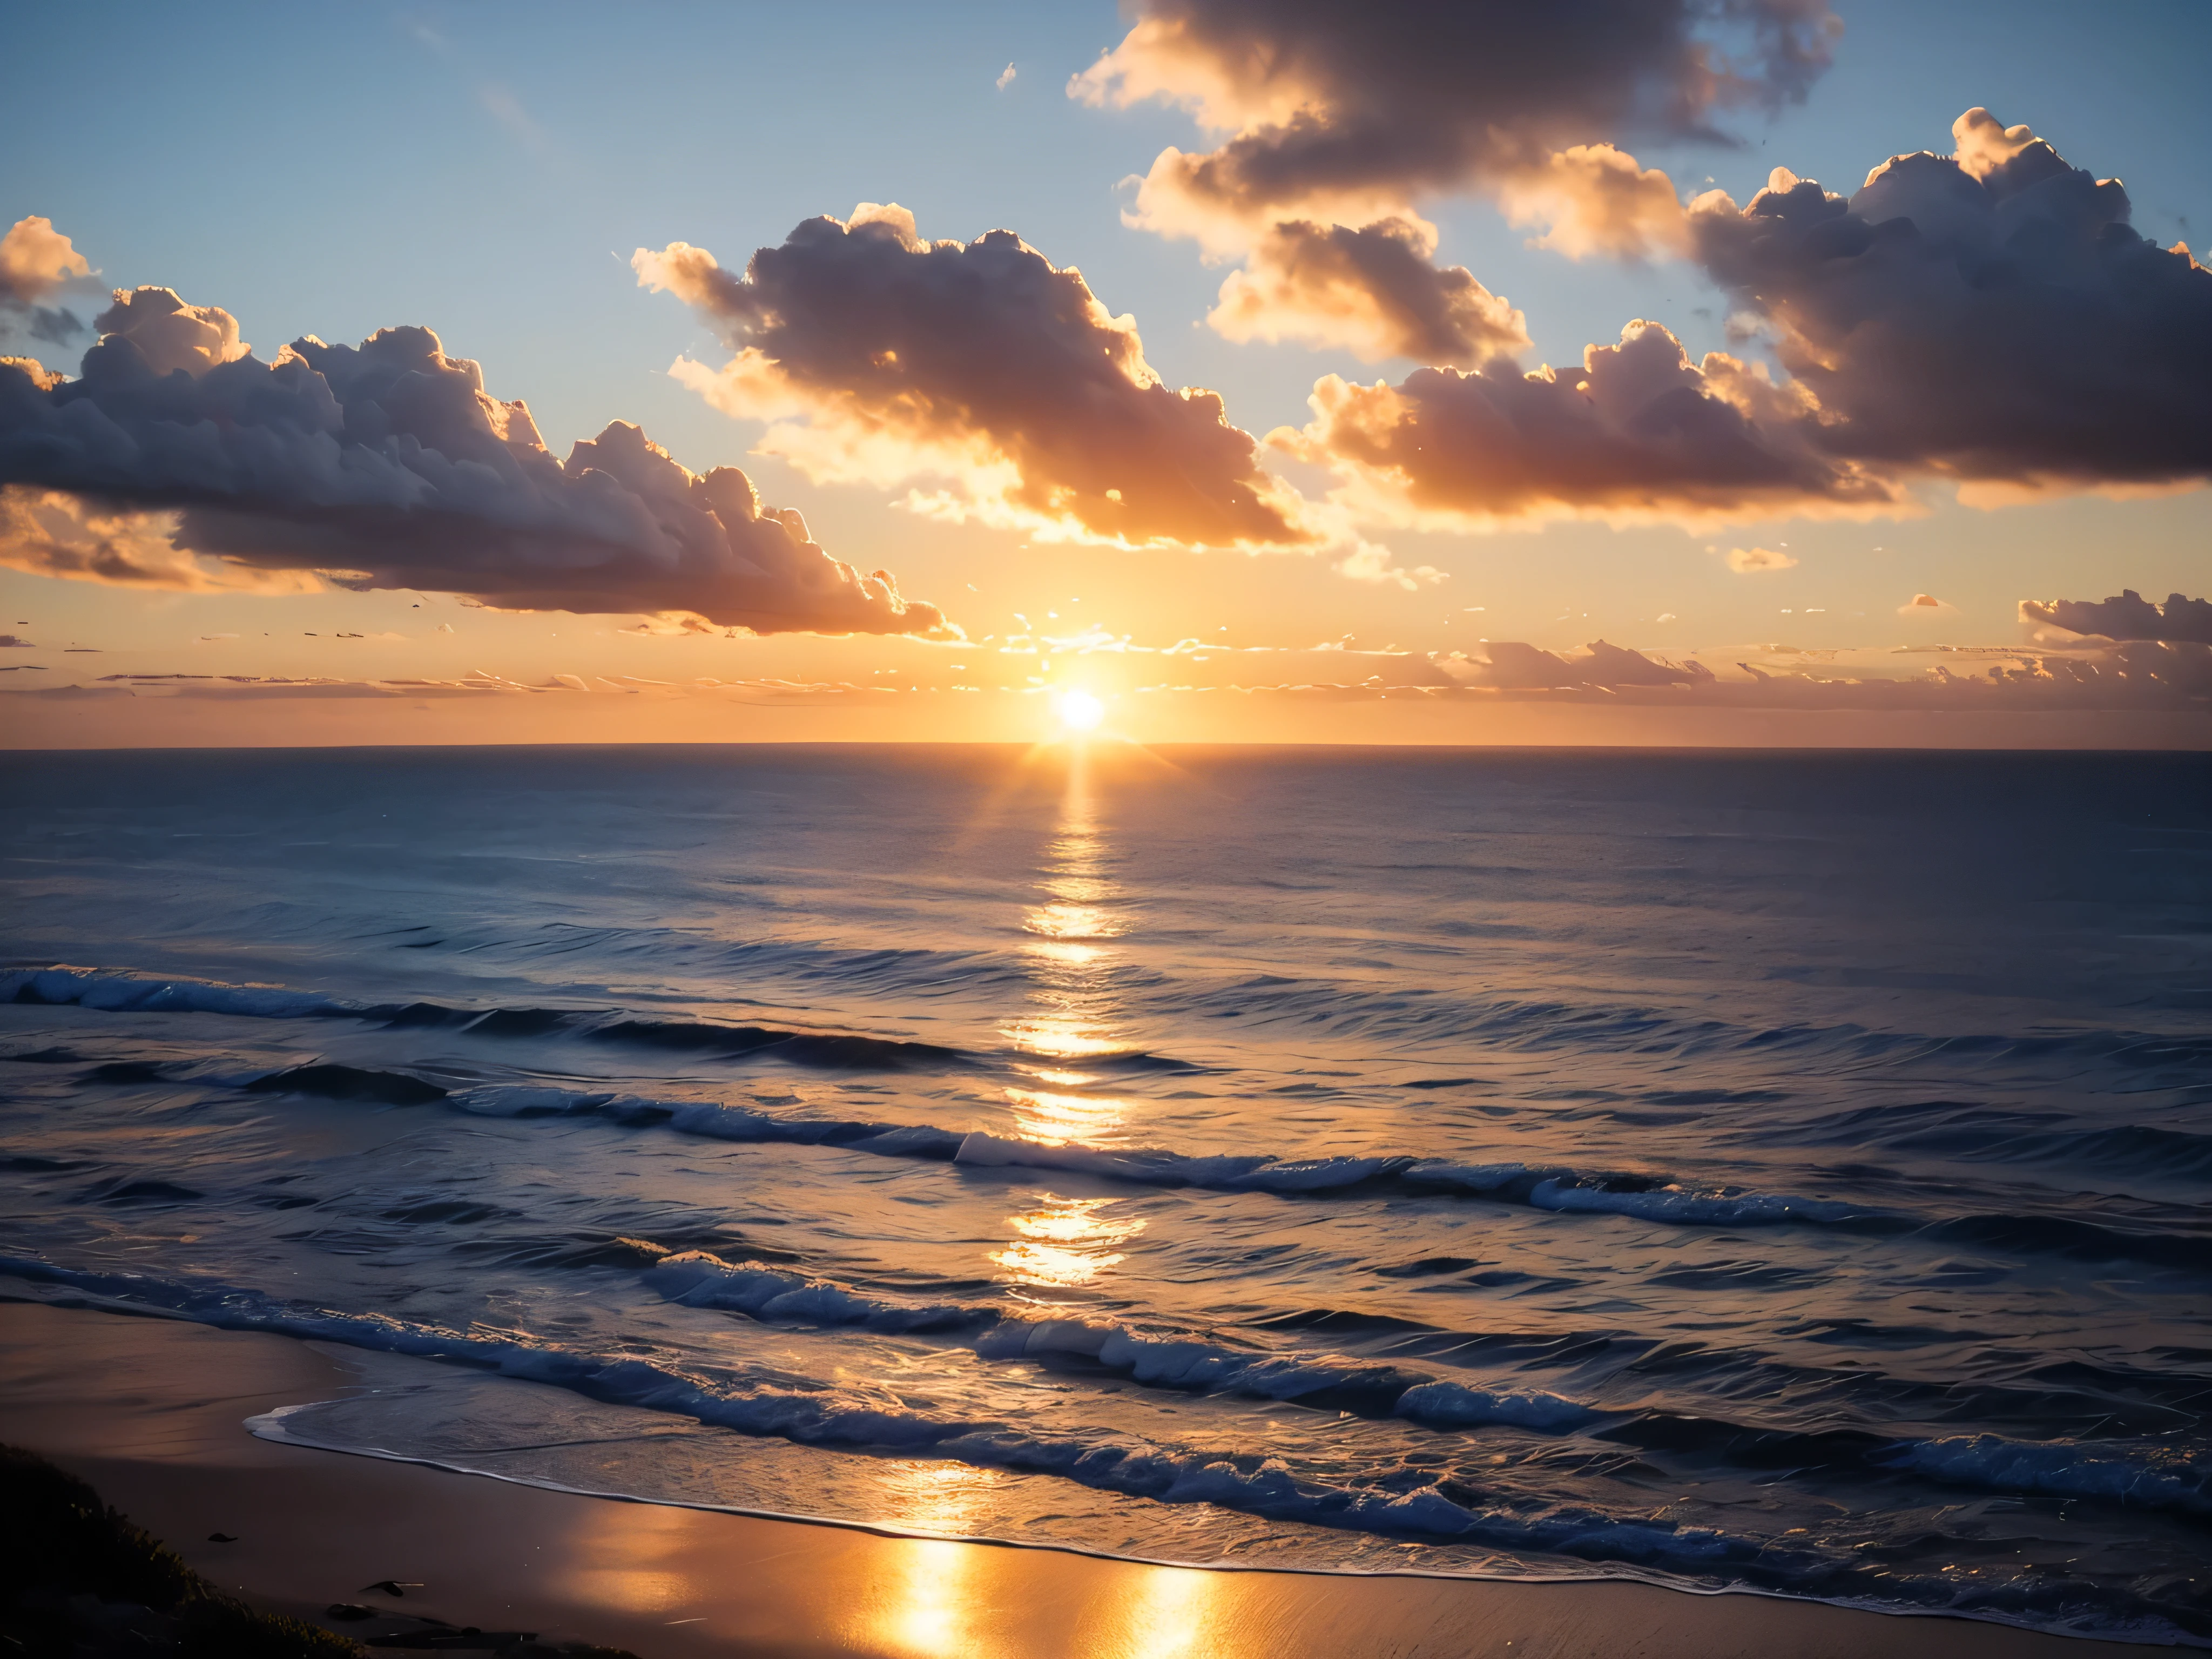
[0,1298,2158,1659]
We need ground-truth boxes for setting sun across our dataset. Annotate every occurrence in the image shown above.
[1055,690,1104,733]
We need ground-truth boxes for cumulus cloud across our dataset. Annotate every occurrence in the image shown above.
[1495,144,1694,260]
[0,288,954,636]
[1206,218,1529,366]
[1075,0,1838,244]
[1726,545,1797,572]
[1276,319,1896,527]
[0,217,100,346]
[1334,538,1444,589]
[1281,110,2212,524]
[0,484,319,594]
[1069,1,1835,358]
[635,208,1312,549]
[1687,111,2212,491]
[2021,589,2212,644]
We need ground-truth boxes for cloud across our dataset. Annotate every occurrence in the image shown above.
[1206,218,1529,366]
[0,633,32,648]
[1687,111,2212,493]
[1899,592,1951,615]
[997,62,1016,91]
[1071,2,1837,362]
[1275,319,1897,527]
[0,217,100,346]
[635,208,1313,549]
[1280,108,2212,524]
[1426,634,2212,710]
[1074,0,1838,244]
[14,629,2210,722]
[2020,589,2212,645]
[1334,539,1444,589]
[0,485,319,594]
[1496,144,1694,260]
[1726,545,1797,572]
[0,288,954,637]
[1437,638,1705,689]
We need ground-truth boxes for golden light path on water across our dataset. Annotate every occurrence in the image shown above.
[993,744,1148,1290]
[863,725,1234,1656]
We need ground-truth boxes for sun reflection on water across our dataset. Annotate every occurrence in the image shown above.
[990,1192,1146,1288]
[853,1463,1007,1658]
[1103,1566,1223,1659]
[988,758,1151,1295]
[999,757,1134,1070]
[1002,1084,1126,1143]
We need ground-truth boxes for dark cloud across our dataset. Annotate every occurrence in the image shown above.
[1688,110,2212,490]
[1208,218,1529,367]
[1278,319,1896,525]
[2021,590,2212,645]
[26,636,2203,719]
[1440,639,1705,689]
[1075,2,1837,362]
[1286,110,2212,522]
[0,217,97,347]
[636,207,1313,549]
[1076,0,1839,238]
[0,287,955,636]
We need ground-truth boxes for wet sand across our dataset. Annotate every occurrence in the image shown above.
[0,1299,2153,1658]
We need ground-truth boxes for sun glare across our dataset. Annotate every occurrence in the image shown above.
[1055,690,1104,733]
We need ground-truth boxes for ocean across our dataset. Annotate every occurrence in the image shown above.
[2,744,2207,1644]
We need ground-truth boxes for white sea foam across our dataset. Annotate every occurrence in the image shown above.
[1394,1381,1598,1432]
[1526,1179,1864,1226]
[1,966,350,1020]
[1890,1433,2212,1515]
[0,1250,1758,1564]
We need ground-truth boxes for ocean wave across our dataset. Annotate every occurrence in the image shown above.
[438,1095,2212,1264]
[646,1252,999,1337]
[448,1086,968,1159]
[1159,974,2212,1077]
[62,1058,2210,1277]
[1883,1433,2212,1516]
[244,1063,450,1105]
[0,1253,1696,1552]
[8,965,967,1071]
[1916,1212,2212,1273]
[6,1247,2202,1636]
[0,1252,1841,1581]
[3,966,352,1020]
[21,963,2206,1096]
[646,1251,1529,1421]
[1779,1102,2212,1183]
[440,1087,1875,1230]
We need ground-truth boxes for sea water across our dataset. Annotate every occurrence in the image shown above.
[1,745,2206,1643]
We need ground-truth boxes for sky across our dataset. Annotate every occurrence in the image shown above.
[3,0,2208,748]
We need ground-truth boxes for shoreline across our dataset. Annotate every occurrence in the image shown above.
[0,1298,2166,1658]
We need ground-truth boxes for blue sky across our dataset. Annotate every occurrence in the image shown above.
[3,1,2208,744]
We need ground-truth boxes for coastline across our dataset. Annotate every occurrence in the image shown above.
[0,1298,2162,1658]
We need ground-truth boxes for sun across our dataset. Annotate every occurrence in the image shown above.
[1055,690,1105,733]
